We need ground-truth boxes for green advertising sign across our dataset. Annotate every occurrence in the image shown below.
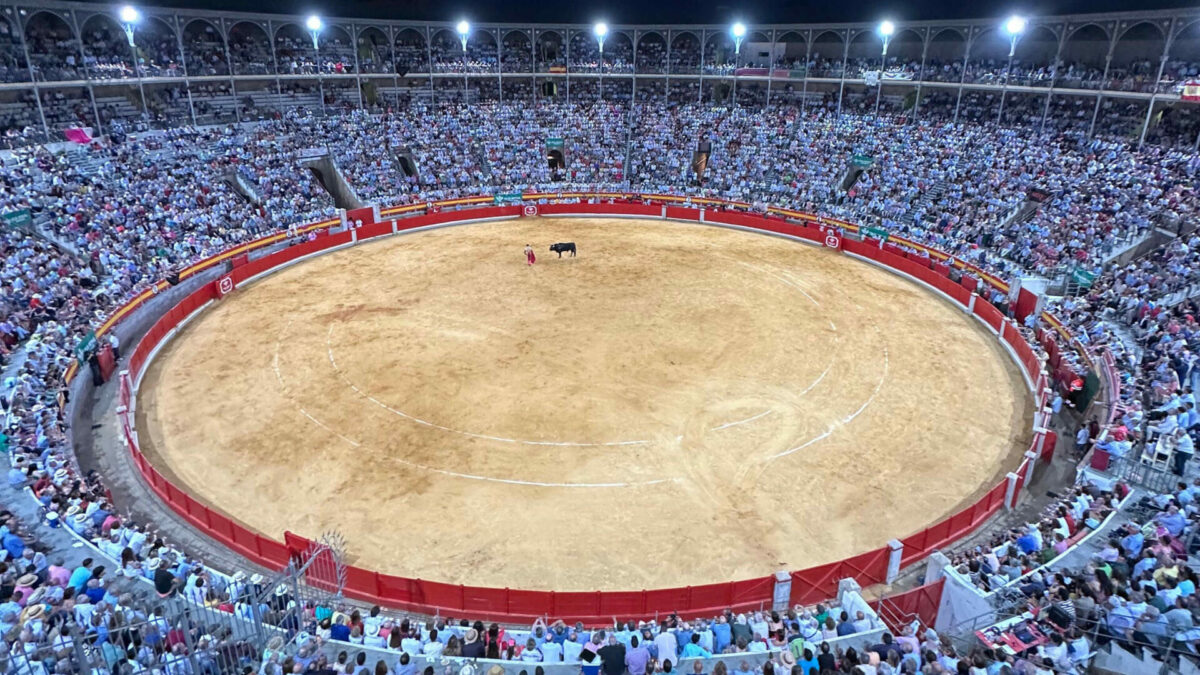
[493,192,523,205]
[75,331,97,365]
[852,154,875,169]
[2,208,31,228]
[862,226,889,241]
[1071,268,1097,288]
[546,138,564,149]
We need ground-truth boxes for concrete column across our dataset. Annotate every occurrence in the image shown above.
[1004,471,1020,510]
[772,570,792,611]
[886,539,903,584]
[837,577,863,609]
[923,550,952,585]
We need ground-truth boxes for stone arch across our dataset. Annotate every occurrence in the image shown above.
[357,27,391,74]
[501,29,531,72]
[227,21,272,75]
[24,10,80,81]
[635,31,666,73]
[669,31,700,74]
[181,18,228,76]
[394,27,428,74]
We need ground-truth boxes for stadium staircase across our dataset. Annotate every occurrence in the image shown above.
[623,106,634,181]
[907,179,948,224]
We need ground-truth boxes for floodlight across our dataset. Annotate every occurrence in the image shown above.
[879,20,895,37]
[456,20,470,36]
[731,22,746,38]
[1004,15,1027,36]
[118,5,140,24]
[594,22,608,38]
[305,15,323,32]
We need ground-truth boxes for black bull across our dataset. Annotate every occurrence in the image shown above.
[549,242,577,258]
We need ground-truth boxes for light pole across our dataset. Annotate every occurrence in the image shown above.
[874,20,894,121]
[456,20,470,101]
[118,5,140,50]
[997,15,1026,124]
[306,15,325,115]
[731,22,745,105]
[118,5,146,123]
[594,22,607,100]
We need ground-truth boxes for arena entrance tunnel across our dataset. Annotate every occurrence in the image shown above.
[106,194,1060,624]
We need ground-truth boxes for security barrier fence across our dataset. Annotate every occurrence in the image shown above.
[96,193,1101,624]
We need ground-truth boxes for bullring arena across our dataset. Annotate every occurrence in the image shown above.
[135,215,1030,590]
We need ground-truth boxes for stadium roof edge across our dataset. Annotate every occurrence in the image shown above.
[5,1,1199,36]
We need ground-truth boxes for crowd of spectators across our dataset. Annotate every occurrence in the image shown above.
[0,80,1196,670]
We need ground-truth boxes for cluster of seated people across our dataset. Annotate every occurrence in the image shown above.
[0,91,1198,670]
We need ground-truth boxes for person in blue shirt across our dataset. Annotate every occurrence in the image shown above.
[68,558,93,593]
[1,530,24,560]
[680,633,711,658]
[1120,525,1144,558]
[797,647,819,675]
[1015,526,1039,555]
[835,611,857,636]
[1156,506,1187,537]
[712,616,731,653]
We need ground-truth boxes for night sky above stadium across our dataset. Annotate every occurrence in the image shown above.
[82,0,1197,24]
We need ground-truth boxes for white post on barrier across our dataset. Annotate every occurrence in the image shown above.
[772,570,792,611]
[351,228,358,244]
[338,209,347,228]
[998,319,1007,341]
[699,208,706,223]
[967,294,976,314]
[1023,450,1037,486]
[661,204,667,219]
[886,539,903,584]
[392,222,398,234]
[372,204,381,222]
[1004,471,1020,510]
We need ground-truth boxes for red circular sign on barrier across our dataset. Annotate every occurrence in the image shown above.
[217,275,234,297]
[523,205,538,217]
[824,234,841,249]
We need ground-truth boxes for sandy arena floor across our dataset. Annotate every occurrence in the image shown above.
[137,217,1030,591]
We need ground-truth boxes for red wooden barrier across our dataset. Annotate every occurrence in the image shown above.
[114,197,1059,624]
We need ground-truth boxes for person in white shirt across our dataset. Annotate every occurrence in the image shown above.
[563,631,584,663]
[400,632,423,656]
[539,637,563,662]
[653,628,678,669]
[520,638,543,663]
[363,606,384,638]
[421,630,444,658]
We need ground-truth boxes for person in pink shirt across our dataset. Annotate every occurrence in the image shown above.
[46,558,70,587]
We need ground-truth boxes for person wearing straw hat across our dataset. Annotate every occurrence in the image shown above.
[13,574,36,604]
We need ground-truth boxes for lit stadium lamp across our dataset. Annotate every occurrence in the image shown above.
[1004,15,1027,56]
[996,14,1028,124]
[118,5,140,48]
[456,19,471,51]
[878,20,895,56]
[306,15,323,50]
[594,22,608,53]
[731,21,746,55]
[873,20,896,121]
[455,20,470,97]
